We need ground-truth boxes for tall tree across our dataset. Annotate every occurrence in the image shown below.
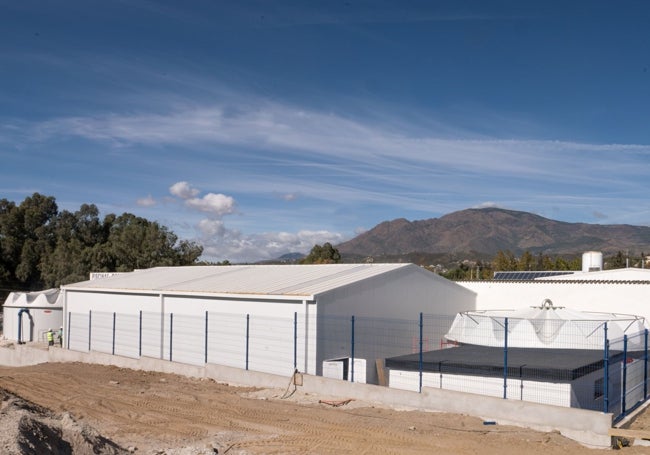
[492,250,517,271]
[300,243,342,264]
[0,194,204,290]
[0,193,57,289]
[107,213,202,271]
[517,251,535,271]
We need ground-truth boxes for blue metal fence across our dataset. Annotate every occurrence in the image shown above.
[64,310,649,422]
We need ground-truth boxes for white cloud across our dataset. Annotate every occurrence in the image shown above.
[136,195,156,207]
[168,182,236,218]
[281,193,298,201]
[186,193,235,217]
[17,93,650,235]
[197,219,226,237]
[31,100,650,192]
[473,201,501,209]
[169,181,200,199]
[194,221,346,263]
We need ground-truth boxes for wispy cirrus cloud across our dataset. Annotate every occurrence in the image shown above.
[8,94,650,262]
[27,100,650,189]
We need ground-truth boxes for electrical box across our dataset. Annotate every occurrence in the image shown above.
[322,357,366,383]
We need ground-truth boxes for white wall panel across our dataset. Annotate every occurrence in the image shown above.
[66,291,160,314]
[388,369,574,407]
[114,313,140,358]
[169,313,205,366]
[141,311,164,359]
[164,295,305,317]
[206,312,247,369]
[90,311,114,354]
[460,281,650,321]
[68,312,89,352]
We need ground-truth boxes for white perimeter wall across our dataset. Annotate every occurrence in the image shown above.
[389,370,573,407]
[386,359,635,415]
[459,281,650,321]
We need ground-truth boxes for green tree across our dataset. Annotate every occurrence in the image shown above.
[300,243,342,264]
[107,213,202,271]
[0,194,204,290]
[518,251,535,271]
[492,250,517,271]
[40,204,106,286]
[541,255,555,271]
[0,193,58,289]
[607,251,627,269]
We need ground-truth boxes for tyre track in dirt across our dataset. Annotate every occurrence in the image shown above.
[1,362,650,454]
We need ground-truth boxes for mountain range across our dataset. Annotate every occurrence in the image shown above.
[335,208,650,262]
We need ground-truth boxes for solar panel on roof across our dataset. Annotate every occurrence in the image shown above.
[493,271,576,280]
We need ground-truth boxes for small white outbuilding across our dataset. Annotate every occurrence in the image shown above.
[61,263,476,383]
[387,301,650,414]
[2,289,63,343]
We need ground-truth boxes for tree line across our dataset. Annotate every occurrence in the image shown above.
[0,193,203,295]
[441,249,646,280]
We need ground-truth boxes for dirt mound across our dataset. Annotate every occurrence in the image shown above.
[0,389,126,454]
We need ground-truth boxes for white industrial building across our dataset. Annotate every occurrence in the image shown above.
[60,263,476,383]
[459,267,650,321]
[2,289,63,343]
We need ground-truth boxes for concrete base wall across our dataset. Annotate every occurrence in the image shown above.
[0,344,612,449]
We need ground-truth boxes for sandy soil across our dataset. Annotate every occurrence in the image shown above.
[0,362,649,454]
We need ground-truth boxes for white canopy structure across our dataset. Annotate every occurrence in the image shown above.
[2,289,64,343]
[444,299,649,351]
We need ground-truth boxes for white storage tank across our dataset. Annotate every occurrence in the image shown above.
[582,251,603,272]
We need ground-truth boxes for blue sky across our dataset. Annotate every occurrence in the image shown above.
[1,1,649,263]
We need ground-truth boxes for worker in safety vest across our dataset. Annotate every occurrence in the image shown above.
[46,328,54,346]
[57,327,63,347]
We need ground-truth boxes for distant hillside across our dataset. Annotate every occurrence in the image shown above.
[336,208,650,259]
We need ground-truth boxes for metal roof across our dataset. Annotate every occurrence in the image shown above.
[385,345,623,382]
[62,263,415,298]
[3,289,63,308]
[535,267,650,281]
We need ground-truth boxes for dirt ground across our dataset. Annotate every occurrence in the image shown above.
[0,362,649,454]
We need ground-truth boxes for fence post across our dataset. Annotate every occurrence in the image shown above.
[604,322,609,413]
[643,329,648,400]
[351,315,355,383]
[622,334,628,417]
[112,312,116,355]
[169,313,173,362]
[503,317,508,399]
[419,312,423,393]
[88,310,92,352]
[66,311,71,350]
[245,314,250,371]
[138,310,142,357]
[293,312,298,370]
[205,311,209,364]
